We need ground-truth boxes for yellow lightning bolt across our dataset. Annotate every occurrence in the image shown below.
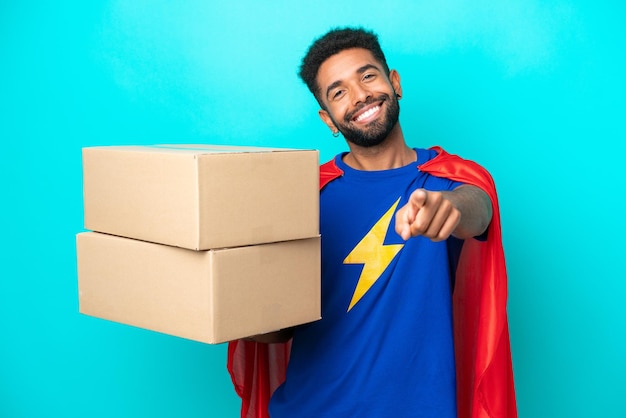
[344,197,404,312]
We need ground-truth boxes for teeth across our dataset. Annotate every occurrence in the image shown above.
[356,106,380,122]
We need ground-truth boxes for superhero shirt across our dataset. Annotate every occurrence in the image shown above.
[268,148,465,418]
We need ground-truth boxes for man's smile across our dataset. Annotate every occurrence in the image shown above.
[350,102,383,124]
[330,89,399,148]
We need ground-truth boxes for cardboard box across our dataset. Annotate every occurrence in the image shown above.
[82,145,319,250]
[76,232,321,344]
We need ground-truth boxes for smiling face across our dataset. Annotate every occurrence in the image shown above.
[316,48,402,148]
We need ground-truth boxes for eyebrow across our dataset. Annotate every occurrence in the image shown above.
[325,63,381,99]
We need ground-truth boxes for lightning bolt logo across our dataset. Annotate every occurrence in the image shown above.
[344,197,404,312]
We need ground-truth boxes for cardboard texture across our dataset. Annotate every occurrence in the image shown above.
[77,232,321,344]
[82,145,319,250]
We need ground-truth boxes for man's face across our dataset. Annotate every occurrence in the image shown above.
[316,48,401,148]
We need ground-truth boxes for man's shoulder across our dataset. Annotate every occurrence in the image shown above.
[415,147,439,165]
[319,156,343,191]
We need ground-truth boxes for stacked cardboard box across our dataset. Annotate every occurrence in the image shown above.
[77,144,321,344]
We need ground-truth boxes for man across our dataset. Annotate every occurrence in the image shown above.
[228,27,516,418]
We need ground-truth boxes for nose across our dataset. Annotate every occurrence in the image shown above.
[351,83,372,106]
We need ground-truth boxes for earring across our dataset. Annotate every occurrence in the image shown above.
[332,131,340,138]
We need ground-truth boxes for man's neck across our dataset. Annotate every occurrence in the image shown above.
[342,124,416,171]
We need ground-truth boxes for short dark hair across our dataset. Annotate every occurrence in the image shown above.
[298,27,390,102]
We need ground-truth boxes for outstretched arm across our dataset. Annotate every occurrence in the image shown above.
[395,185,492,242]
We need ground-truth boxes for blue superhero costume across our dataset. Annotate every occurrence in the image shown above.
[227,147,517,418]
[269,148,462,418]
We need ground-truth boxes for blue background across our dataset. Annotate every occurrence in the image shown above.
[1,1,624,417]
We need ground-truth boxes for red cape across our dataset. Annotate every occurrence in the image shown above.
[227,147,517,418]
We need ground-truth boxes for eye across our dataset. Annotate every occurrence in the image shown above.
[331,89,346,100]
[363,73,376,82]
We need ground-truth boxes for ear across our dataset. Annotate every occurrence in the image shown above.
[318,109,339,134]
[389,69,402,99]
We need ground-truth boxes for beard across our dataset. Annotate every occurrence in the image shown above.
[333,93,400,148]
